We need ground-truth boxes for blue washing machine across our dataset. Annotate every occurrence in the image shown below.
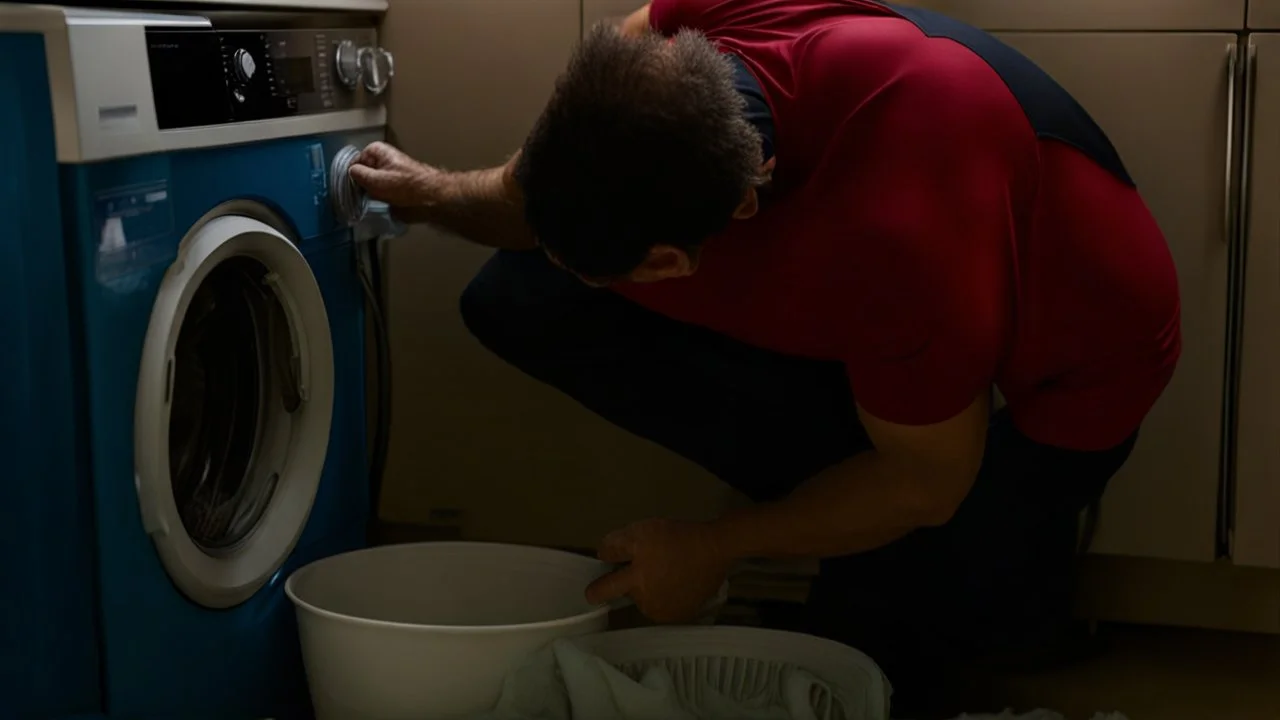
[0,25,102,720]
[2,5,396,718]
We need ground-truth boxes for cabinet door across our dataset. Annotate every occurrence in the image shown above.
[1251,1,1280,30]
[380,0,735,548]
[894,0,1244,31]
[1234,33,1280,569]
[995,33,1235,562]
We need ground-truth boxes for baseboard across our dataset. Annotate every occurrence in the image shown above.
[1076,554,1280,634]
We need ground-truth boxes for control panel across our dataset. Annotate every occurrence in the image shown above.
[145,25,392,130]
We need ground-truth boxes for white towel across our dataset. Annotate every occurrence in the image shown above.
[474,638,833,720]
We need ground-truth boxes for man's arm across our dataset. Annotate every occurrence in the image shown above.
[584,394,992,622]
[412,153,535,250]
[356,4,654,249]
[349,141,533,249]
[709,394,989,559]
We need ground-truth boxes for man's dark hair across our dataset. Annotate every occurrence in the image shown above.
[514,24,763,280]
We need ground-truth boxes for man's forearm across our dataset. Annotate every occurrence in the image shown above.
[708,451,945,560]
[416,158,537,250]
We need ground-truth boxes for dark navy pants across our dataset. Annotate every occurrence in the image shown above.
[460,250,1135,709]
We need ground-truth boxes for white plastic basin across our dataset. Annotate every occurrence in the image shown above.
[285,542,613,720]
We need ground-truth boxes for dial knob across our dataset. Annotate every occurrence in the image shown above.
[361,47,395,96]
[233,48,257,83]
[334,39,362,88]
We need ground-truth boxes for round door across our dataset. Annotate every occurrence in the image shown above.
[134,212,334,609]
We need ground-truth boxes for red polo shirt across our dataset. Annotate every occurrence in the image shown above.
[613,0,1181,451]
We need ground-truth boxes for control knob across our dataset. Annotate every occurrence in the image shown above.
[233,48,257,83]
[334,39,362,88]
[360,47,395,95]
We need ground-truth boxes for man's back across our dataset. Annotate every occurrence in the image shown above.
[615,0,1181,451]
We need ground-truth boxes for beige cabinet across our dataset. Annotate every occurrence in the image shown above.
[1251,0,1280,29]
[895,0,1244,31]
[379,0,734,549]
[1233,34,1280,570]
[990,33,1237,563]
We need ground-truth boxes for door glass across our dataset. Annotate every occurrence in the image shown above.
[168,256,298,553]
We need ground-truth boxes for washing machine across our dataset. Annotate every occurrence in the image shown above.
[0,9,100,718]
[1,4,394,717]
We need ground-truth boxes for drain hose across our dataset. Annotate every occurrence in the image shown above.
[331,143,392,528]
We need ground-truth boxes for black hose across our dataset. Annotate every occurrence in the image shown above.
[356,240,392,530]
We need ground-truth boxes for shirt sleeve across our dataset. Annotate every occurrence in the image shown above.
[828,45,1033,426]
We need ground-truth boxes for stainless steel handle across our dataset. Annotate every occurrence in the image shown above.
[1225,43,1239,245]
[1216,42,1239,559]
[1216,40,1258,560]
[1238,41,1258,247]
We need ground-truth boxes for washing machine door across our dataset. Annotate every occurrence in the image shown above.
[134,213,334,609]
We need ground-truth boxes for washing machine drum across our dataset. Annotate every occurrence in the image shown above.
[134,209,334,610]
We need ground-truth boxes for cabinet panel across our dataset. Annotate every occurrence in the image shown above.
[1251,1,1280,30]
[380,0,734,548]
[1234,33,1280,569]
[382,0,577,171]
[995,33,1235,562]
[896,0,1244,31]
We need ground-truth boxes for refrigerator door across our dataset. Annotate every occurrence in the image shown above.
[1233,33,1280,569]
[997,32,1237,563]
[894,0,1244,31]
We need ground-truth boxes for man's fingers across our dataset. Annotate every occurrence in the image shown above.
[585,565,637,606]
[356,141,396,167]
[347,163,387,191]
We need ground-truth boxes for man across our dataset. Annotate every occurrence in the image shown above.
[351,0,1180,711]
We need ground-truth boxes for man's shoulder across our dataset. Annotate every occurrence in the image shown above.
[792,23,1033,181]
[651,0,889,36]
[799,16,1015,114]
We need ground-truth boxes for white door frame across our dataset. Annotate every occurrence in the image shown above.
[134,211,334,609]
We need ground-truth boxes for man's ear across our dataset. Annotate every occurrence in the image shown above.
[628,245,697,283]
[734,158,775,220]
[733,187,760,219]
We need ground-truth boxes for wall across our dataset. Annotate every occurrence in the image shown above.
[379,0,738,549]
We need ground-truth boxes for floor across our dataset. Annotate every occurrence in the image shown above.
[970,623,1280,720]
[718,599,1280,720]
[723,561,1280,719]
